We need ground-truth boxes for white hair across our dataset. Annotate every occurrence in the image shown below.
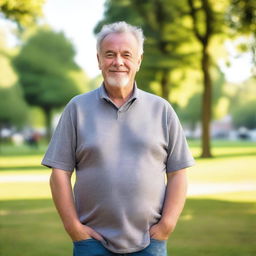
[96,21,145,55]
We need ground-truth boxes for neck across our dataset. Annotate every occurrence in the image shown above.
[104,82,134,107]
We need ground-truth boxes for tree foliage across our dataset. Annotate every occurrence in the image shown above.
[95,0,217,157]
[0,39,28,129]
[178,66,226,130]
[13,27,81,139]
[228,0,256,33]
[0,84,28,129]
[95,0,196,100]
[227,0,256,71]
[96,0,256,157]
[0,0,45,27]
[186,0,224,157]
[178,92,201,131]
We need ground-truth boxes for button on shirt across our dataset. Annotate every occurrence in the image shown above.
[42,84,195,253]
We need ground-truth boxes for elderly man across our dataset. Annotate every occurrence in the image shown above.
[42,21,194,256]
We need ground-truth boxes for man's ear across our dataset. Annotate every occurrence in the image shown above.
[97,54,102,70]
[137,54,143,71]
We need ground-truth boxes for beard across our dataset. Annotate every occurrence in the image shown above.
[106,75,130,88]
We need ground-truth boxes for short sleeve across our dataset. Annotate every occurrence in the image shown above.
[166,109,195,172]
[41,101,77,172]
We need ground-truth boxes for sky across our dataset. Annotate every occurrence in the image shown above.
[0,0,253,82]
[43,0,105,78]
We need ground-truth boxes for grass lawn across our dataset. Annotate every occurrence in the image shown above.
[0,140,256,255]
[1,194,255,256]
[170,193,256,256]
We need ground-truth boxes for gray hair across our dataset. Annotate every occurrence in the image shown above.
[96,21,145,55]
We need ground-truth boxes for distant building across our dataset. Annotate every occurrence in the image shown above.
[211,115,233,139]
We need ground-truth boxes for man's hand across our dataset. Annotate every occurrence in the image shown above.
[149,220,174,241]
[67,222,104,242]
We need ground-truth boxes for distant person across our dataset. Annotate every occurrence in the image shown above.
[27,130,40,148]
[42,21,195,256]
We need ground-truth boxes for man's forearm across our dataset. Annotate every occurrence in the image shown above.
[50,169,81,232]
[149,169,188,240]
[160,169,188,231]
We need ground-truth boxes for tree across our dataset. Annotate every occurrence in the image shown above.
[0,84,28,130]
[131,0,196,100]
[186,0,256,156]
[94,0,196,100]
[232,77,256,104]
[186,0,220,157]
[97,0,255,158]
[13,27,81,140]
[0,35,28,134]
[178,92,202,131]
[0,0,45,27]
[178,66,226,131]
[227,0,256,69]
[96,0,217,157]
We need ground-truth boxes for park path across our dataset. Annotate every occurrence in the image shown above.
[187,182,256,196]
[0,174,49,182]
[0,174,256,196]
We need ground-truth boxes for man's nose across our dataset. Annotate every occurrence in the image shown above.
[113,55,124,66]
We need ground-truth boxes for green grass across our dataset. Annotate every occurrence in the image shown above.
[0,182,51,200]
[0,199,72,256]
[188,139,256,158]
[0,143,47,156]
[188,154,256,183]
[1,195,255,256]
[0,140,256,255]
[170,194,256,256]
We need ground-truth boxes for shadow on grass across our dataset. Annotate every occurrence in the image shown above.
[188,140,256,148]
[1,198,255,256]
[193,151,256,160]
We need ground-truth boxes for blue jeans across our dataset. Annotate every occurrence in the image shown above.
[73,238,167,256]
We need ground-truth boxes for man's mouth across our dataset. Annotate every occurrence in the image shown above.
[109,70,128,73]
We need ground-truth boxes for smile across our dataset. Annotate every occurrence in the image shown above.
[109,70,128,73]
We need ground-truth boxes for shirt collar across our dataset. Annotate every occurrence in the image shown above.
[99,82,140,102]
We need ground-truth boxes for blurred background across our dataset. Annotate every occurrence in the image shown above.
[0,0,255,255]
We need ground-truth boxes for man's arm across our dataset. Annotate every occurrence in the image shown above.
[149,169,188,240]
[50,168,103,241]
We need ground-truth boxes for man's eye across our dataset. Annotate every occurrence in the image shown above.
[106,53,114,57]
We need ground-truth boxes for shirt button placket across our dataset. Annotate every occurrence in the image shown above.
[117,109,120,120]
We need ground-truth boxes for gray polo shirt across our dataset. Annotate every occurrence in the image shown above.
[42,84,194,253]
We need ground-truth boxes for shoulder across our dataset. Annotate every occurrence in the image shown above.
[64,87,99,110]
[59,88,100,120]
[138,89,175,115]
[70,88,99,105]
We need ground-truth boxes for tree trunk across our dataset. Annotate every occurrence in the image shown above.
[43,107,52,142]
[160,69,170,101]
[201,44,212,158]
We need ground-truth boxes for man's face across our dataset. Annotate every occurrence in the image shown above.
[97,32,142,88]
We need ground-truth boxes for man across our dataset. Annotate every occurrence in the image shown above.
[42,21,195,256]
